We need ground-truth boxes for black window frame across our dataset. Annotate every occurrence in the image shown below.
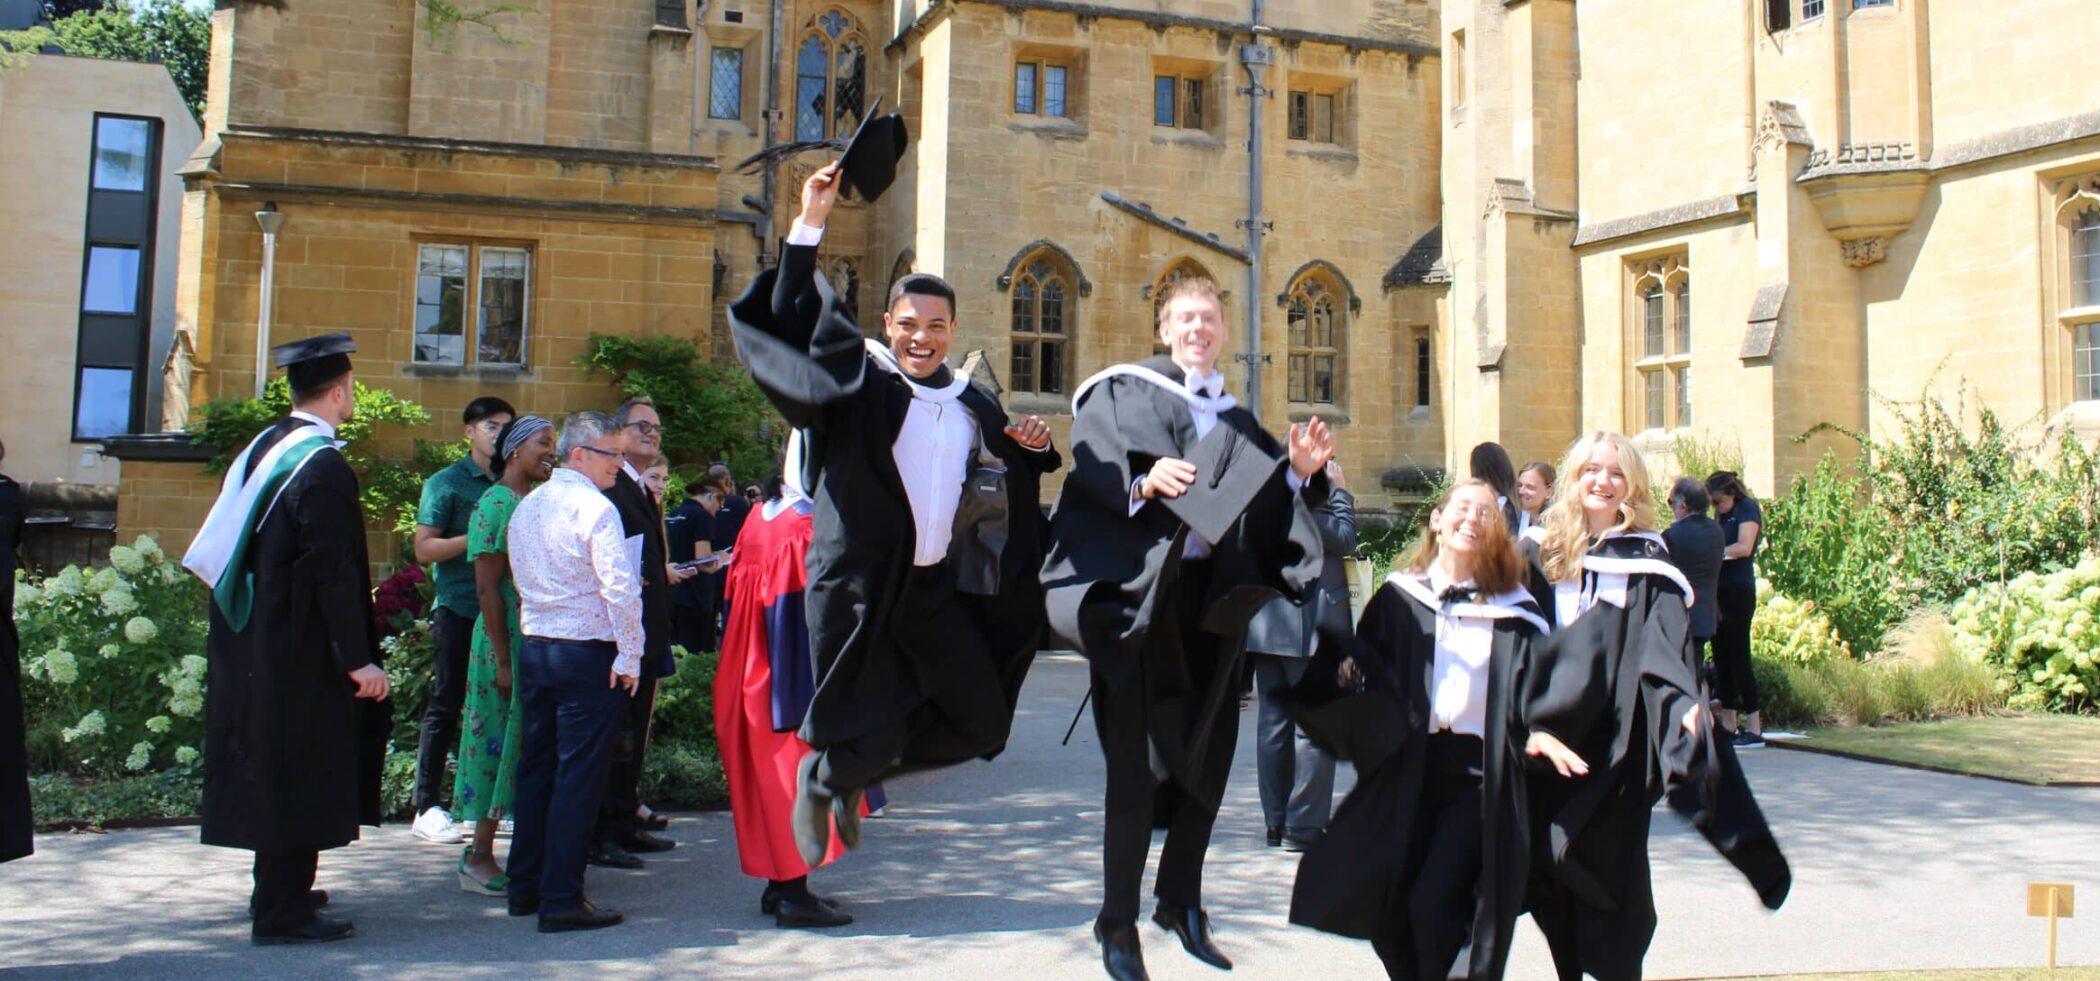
[72,112,162,443]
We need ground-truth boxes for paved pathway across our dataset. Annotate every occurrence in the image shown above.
[1,652,2095,979]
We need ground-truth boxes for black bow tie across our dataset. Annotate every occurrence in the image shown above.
[1438,586,1476,605]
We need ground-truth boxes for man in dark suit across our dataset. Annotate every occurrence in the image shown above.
[728,161,1062,870]
[1663,476,1727,674]
[185,333,390,944]
[589,397,684,869]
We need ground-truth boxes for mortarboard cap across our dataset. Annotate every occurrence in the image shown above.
[836,98,909,203]
[273,332,356,394]
[1158,421,1287,548]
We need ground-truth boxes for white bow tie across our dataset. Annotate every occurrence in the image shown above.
[1185,373,1224,400]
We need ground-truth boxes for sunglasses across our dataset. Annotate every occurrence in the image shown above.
[625,421,663,436]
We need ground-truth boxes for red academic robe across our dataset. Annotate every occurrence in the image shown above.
[715,500,856,881]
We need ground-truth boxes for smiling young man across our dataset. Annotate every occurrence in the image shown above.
[728,161,1062,873]
[1041,278,1336,981]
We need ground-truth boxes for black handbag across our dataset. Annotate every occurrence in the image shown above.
[946,430,1010,596]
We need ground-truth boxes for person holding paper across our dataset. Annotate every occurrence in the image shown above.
[1040,276,1334,981]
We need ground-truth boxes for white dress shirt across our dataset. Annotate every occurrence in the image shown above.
[506,467,645,677]
[289,409,338,440]
[1424,565,1494,738]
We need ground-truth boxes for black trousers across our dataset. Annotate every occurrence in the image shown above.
[509,637,627,914]
[1251,653,1335,835]
[413,606,476,813]
[250,849,320,934]
[1094,561,1239,928]
[1373,732,1485,981]
[594,664,660,844]
[673,603,718,656]
[1711,582,1760,714]
[809,563,1007,797]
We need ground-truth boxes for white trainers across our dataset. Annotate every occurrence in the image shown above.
[412,806,464,844]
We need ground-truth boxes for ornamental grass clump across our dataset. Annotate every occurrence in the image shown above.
[15,536,209,777]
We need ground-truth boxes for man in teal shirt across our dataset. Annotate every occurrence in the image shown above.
[408,396,514,844]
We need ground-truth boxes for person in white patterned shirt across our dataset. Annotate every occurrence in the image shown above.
[500,411,643,934]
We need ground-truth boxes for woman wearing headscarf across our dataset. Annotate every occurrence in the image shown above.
[453,415,557,895]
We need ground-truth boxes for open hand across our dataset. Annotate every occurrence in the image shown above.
[1288,417,1336,481]
[799,162,841,229]
[1005,415,1052,450]
[348,664,390,701]
[1141,457,1198,501]
[1526,730,1590,778]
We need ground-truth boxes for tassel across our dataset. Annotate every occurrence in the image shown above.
[734,139,847,175]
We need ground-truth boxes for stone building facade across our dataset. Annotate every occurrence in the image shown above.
[1445,0,2100,490]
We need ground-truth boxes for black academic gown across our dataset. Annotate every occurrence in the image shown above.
[1525,533,1789,981]
[728,240,1061,762]
[1040,359,1325,812]
[1287,577,1547,981]
[1,473,30,863]
[607,471,675,679]
[200,417,386,855]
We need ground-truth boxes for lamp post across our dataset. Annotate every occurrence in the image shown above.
[254,203,285,397]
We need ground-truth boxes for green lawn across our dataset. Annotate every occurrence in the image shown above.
[1703,970,2100,981]
[1785,714,2100,786]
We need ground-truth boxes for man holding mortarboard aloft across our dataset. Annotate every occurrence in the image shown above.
[1041,277,1335,981]
[727,104,1063,871]
[183,333,391,945]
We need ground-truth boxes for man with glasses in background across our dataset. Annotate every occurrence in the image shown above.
[409,396,516,845]
[588,397,688,870]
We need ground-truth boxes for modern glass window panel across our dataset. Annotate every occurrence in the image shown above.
[710,48,743,120]
[1015,62,1038,114]
[477,247,529,365]
[82,246,141,314]
[2072,211,2100,307]
[1044,65,1067,118]
[1154,76,1176,126]
[1643,289,1664,357]
[74,366,134,439]
[92,117,152,191]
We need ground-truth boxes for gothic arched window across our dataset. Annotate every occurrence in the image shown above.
[1010,252,1075,395]
[795,10,867,142]
[1285,272,1345,405]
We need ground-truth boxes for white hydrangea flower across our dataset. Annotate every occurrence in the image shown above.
[109,546,146,575]
[169,691,204,718]
[13,580,39,610]
[124,616,158,644]
[146,715,172,734]
[48,566,85,597]
[133,534,165,561]
[173,746,200,766]
[102,584,138,617]
[98,643,119,659]
[44,650,79,685]
[124,741,153,771]
[89,567,121,594]
[62,709,108,742]
[180,655,207,675]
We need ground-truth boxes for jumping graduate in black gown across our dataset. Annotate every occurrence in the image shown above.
[1286,480,1585,980]
[1042,274,1334,981]
[1524,431,1789,981]
[182,333,391,945]
[728,151,1062,869]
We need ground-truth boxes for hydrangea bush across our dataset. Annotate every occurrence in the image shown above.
[15,536,210,777]
[1750,580,1854,665]
[1948,556,2100,713]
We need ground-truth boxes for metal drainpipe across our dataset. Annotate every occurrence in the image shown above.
[1239,4,1273,417]
[757,0,785,262]
[254,204,285,398]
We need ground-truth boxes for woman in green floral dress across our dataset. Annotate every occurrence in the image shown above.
[454,416,556,894]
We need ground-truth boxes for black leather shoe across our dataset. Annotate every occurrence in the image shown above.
[791,753,832,868]
[761,883,844,916]
[619,830,677,853]
[1152,901,1232,970]
[539,899,625,933]
[248,889,329,917]
[776,894,854,929]
[586,840,646,870]
[1264,826,1283,848]
[508,894,541,917]
[832,786,865,851]
[252,914,355,946]
[1094,919,1150,981]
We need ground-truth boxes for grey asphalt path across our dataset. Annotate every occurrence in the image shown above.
[1,652,2095,979]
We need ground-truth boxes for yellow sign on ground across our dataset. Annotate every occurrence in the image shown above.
[2028,882,2076,970]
